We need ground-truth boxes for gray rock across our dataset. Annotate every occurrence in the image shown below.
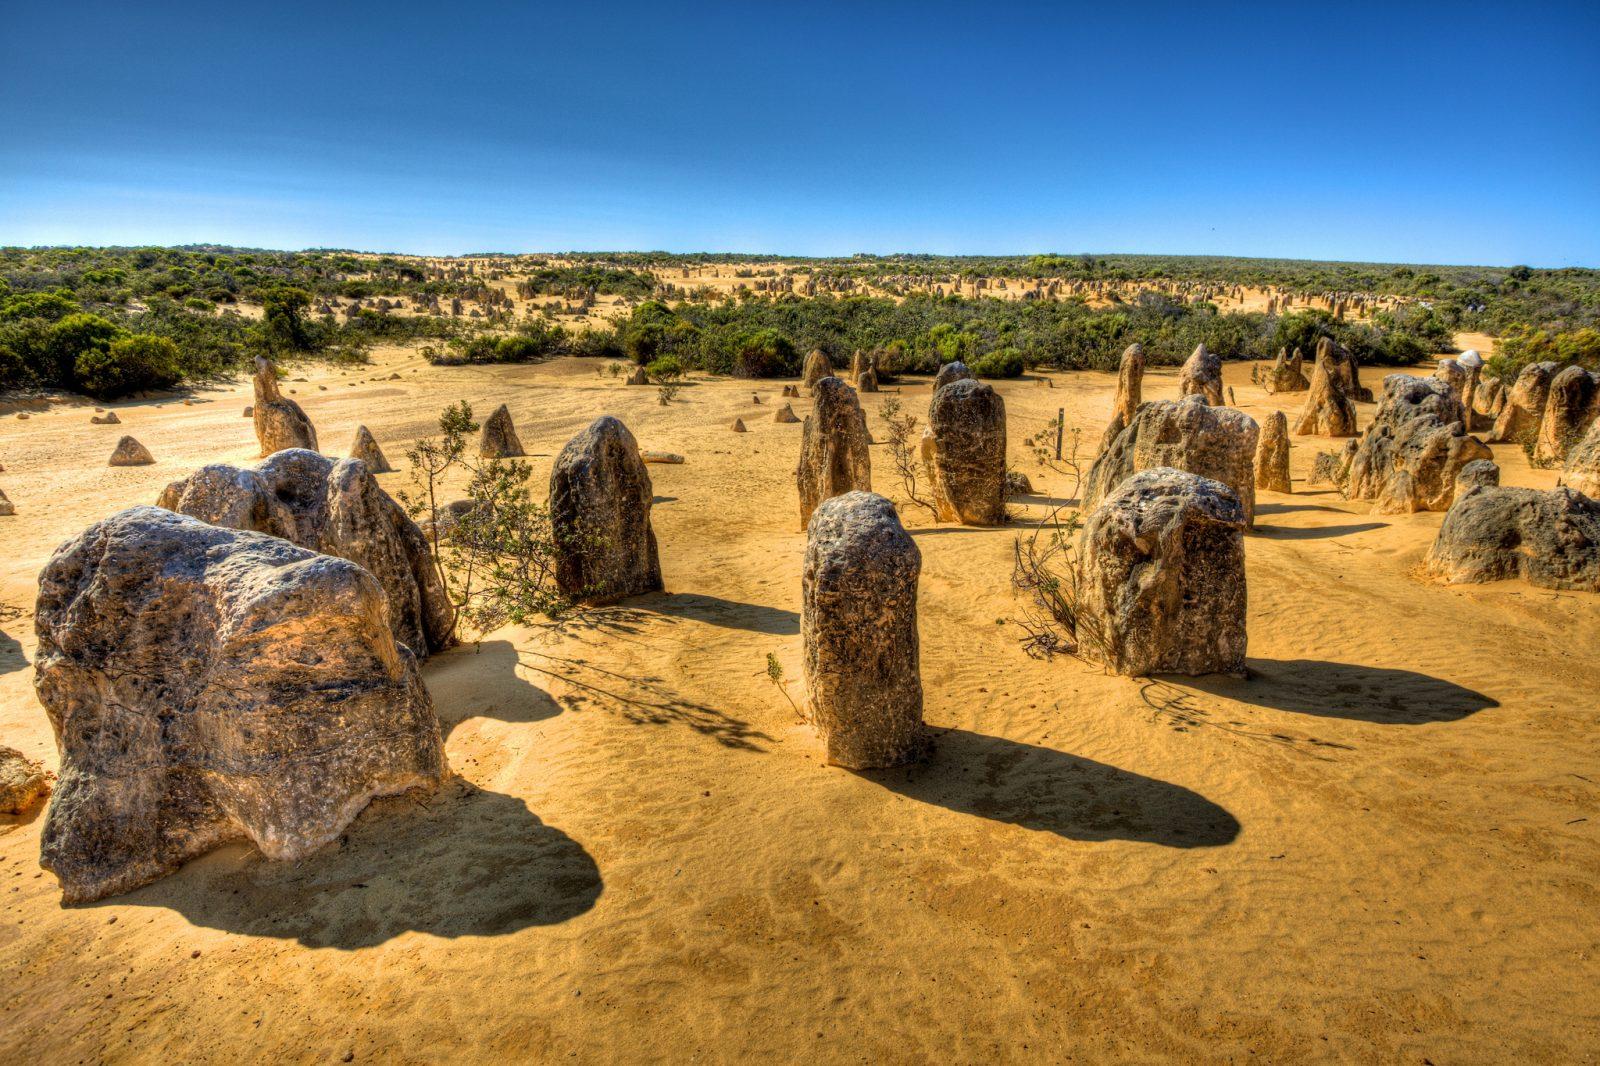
[1455,459,1500,497]
[349,425,393,473]
[252,356,317,457]
[1293,338,1358,437]
[35,507,447,903]
[1077,468,1247,677]
[1085,396,1260,526]
[1489,361,1559,445]
[1425,485,1600,590]
[802,492,927,769]
[158,449,456,657]
[796,377,872,528]
[550,416,663,604]
[802,349,833,392]
[933,361,974,392]
[1533,365,1599,466]
[1254,409,1291,493]
[0,746,49,815]
[1341,374,1492,514]
[1178,343,1223,406]
[108,436,154,467]
[928,378,1007,525]
[479,404,525,458]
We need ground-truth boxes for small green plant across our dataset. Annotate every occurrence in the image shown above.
[765,653,800,718]
[877,398,939,519]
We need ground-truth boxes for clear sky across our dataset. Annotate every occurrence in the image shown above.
[3,1,1597,266]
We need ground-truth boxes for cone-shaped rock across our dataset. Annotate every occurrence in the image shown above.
[549,416,663,604]
[774,404,799,423]
[252,356,317,457]
[796,376,872,528]
[802,349,832,392]
[349,425,393,473]
[108,436,154,467]
[731,418,747,433]
[1179,344,1223,405]
[1293,338,1358,437]
[479,404,525,458]
[928,378,1007,525]
[802,491,927,769]
[1255,409,1291,493]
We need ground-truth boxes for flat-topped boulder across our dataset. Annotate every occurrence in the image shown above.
[1085,396,1260,526]
[35,507,447,903]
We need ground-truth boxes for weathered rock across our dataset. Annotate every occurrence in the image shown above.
[1434,360,1470,425]
[802,349,833,392]
[626,366,649,385]
[1490,361,1559,444]
[1341,374,1492,514]
[1425,485,1600,590]
[1293,338,1359,437]
[640,451,684,464]
[349,425,393,473]
[928,378,1006,525]
[242,405,253,418]
[1076,468,1247,677]
[731,418,747,433]
[1253,347,1309,394]
[801,492,926,769]
[252,356,317,457]
[782,384,799,398]
[850,350,868,380]
[479,404,525,458]
[857,368,880,393]
[158,449,456,657]
[35,507,447,903]
[796,377,873,528]
[550,416,663,604]
[1309,440,1360,487]
[0,746,49,815]
[1085,396,1260,526]
[90,411,120,425]
[933,361,974,392]
[1178,344,1223,406]
[1561,416,1600,498]
[1098,343,1145,453]
[1455,459,1500,497]
[1005,470,1034,495]
[1532,365,1599,466]
[1473,377,1506,421]
[774,403,799,423]
[0,488,14,516]
[108,436,154,467]
[1254,409,1291,493]
[1456,350,1484,429]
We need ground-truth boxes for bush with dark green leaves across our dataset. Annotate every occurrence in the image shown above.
[74,334,182,398]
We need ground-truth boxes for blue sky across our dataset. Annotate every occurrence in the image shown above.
[2,1,1597,265]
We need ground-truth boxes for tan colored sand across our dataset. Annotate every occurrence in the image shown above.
[1,348,1596,1062]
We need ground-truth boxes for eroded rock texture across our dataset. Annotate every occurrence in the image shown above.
[549,416,663,604]
[1085,396,1260,526]
[928,378,1006,525]
[796,377,872,528]
[1490,361,1559,445]
[1341,375,1492,514]
[35,507,447,903]
[252,356,318,457]
[1561,416,1600,498]
[1098,343,1145,454]
[1426,485,1600,591]
[349,425,393,473]
[158,449,455,657]
[802,349,833,392]
[1293,338,1358,437]
[802,491,926,769]
[0,746,48,815]
[479,404,525,459]
[1253,347,1309,394]
[1255,409,1291,493]
[1532,365,1600,466]
[857,368,880,393]
[1178,344,1223,406]
[1077,468,1247,677]
[933,360,974,392]
[1455,459,1500,497]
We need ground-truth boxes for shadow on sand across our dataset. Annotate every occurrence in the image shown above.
[1177,658,1497,724]
[630,591,798,635]
[856,728,1239,848]
[424,639,565,739]
[0,625,24,676]
[92,780,601,948]
[1250,521,1388,540]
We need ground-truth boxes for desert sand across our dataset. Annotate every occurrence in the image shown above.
[2,348,1597,1062]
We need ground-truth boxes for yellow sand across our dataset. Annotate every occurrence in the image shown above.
[1,349,1597,1062]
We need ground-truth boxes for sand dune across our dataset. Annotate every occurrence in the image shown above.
[1,350,1597,1061]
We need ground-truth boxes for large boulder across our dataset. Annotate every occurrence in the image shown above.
[252,356,317,457]
[1098,343,1145,454]
[549,416,663,604]
[1085,396,1260,526]
[158,449,455,657]
[802,349,833,392]
[933,360,974,393]
[1532,365,1599,466]
[1252,347,1309,394]
[35,507,447,903]
[1560,416,1600,498]
[1292,338,1358,437]
[1254,409,1291,493]
[1489,361,1559,445]
[1076,468,1247,677]
[1178,343,1223,406]
[802,492,926,769]
[1425,485,1600,591]
[1340,374,1492,514]
[928,378,1007,525]
[479,404,525,458]
[796,376,872,528]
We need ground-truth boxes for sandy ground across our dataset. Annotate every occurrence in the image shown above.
[1,348,1597,1063]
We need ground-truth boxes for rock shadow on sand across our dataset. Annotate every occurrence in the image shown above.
[423,639,565,739]
[857,728,1239,848]
[1176,658,1497,724]
[92,780,601,948]
[631,591,799,635]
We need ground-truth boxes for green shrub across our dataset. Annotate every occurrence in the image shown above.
[729,328,797,378]
[969,347,1026,378]
[646,355,684,382]
[74,334,181,398]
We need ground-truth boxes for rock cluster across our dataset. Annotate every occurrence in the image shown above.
[796,377,872,528]
[802,492,927,769]
[1086,396,1260,526]
[158,449,456,657]
[927,378,1007,525]
[35,507,447,903]
[252,356,318,456]
[1339,374,1492,514]
[549,416,663,604]
[1077,468,1248,676]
